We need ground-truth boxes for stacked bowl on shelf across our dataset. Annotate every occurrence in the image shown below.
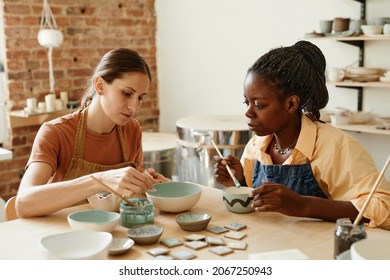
[379,70,390,83]
[344,67,382,82]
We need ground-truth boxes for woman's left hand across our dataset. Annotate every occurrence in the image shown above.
[249,180,306,217]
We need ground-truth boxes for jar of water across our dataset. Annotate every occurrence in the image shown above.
[120,198,154,228]
[334,218,367,259]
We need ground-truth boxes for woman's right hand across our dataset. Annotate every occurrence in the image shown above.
[96,166,154,197]
[213,155,245,187]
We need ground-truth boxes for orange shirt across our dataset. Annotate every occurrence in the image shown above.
[241,113,390,229]
[26,110,143,183]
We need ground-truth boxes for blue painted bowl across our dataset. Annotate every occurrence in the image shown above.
[146,182,202,213]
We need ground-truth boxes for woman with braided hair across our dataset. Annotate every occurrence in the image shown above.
[214,40,390,229]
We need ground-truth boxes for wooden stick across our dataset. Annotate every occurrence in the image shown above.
[91,175,137,207]
[353,154,390,226]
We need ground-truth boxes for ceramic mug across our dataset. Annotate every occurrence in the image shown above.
[384,24,390,35]
[327,67,345,83]
[333,17,350,32]
[319,20,333,34]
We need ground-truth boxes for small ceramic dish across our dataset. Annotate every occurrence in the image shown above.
[67,209,120,233]
[127,224,164,245]
[109,237,135,255]
[87,192,121,212]
[175,213,212,231]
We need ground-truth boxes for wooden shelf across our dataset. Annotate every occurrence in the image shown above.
[314,35,390,42]
[332,81,390,88]
[9,109,74,128]
[334,123,390,136]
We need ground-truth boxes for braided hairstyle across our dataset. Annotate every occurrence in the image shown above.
[80,48,151,109]
[247,40,328,121]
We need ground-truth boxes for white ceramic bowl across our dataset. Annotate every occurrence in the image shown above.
[351,238,390,260]
[222,187,254,213]
[376,116,390,129]
[67,209,120,233]
[349,111,372,124]
[88,192,121,212]
[361,25,383,35]
[40,231,112,260]
[146,182,202,213]
[175,212,212,231]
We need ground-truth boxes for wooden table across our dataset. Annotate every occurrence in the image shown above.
[1,185,389,260]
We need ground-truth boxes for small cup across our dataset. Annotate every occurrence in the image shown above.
[327,67,345,83]
[120,198,154,228]
[383,24,390,35]
[333,17,350,32]
[319,20,333,34]
[222,187,254,213]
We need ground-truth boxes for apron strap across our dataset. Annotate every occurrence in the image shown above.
[72,109,88,158]
[116,125,129,162]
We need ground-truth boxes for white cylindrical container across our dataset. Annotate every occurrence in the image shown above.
[60,91,68,107]
[38,102,46,112]
[26,98,37,112]
[55,99,63,111]
[45,94,56,112]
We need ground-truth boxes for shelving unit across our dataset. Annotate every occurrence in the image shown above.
[9,109,74,128]
[316,0,390,136]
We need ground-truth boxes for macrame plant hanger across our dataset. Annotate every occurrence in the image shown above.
[37,0,63,94]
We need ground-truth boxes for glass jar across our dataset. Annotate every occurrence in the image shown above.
[334,218,367,259]
[120,198,154,228]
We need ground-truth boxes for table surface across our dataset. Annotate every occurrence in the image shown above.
[1,185,389,260]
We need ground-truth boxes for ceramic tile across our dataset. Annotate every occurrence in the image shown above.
[171,250,197,260]
[206,225,229,234]
[146,247,170,256]
[209,246,234,256]
[205,236,226,245]
[224,222,247,231]
[160,237,183,248]
[184,240,208,250]
[225,231,247,240]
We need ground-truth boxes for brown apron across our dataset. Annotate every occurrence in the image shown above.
[64,109,136,204]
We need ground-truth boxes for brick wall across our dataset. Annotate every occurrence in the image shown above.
[0,0,158,200]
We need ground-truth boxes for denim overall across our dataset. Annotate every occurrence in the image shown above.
[252,161,328,198]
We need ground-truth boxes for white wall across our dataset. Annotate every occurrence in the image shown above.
[155,0,390,177]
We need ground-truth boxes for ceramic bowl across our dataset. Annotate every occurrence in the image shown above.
[351,238,390,260]
[67,209,120,233]
[146,181,202,213]
[87,192,121,212]
[361,25,383,35]
[376,116,390,129]
[40,230,112,260]
[127,224,164,245]
[222,187,254,213]
[175,212,212,231]
[349,111,372,124]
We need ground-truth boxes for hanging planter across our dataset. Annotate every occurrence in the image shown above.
[38,28,63,48]
[37,0,63,94]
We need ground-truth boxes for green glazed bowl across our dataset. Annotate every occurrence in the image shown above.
[146,182,202,213]
[67,209,120,233]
